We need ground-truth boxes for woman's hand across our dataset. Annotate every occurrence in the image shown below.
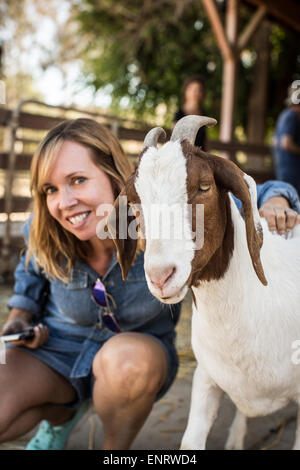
[259,196,300,238]
[1,319,49,349]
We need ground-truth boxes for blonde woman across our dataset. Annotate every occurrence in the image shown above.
[0,118,180,450]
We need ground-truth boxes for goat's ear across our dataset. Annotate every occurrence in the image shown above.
[106,183,138,281]
[209,154,267,286]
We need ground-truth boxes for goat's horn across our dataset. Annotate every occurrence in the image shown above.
[170,115,217,144]
[143,127,166,149]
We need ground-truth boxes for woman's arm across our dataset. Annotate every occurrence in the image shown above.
[6,306,34,324]
[6,249,49,320]
[2,241,50,347]
[281,135,300,155]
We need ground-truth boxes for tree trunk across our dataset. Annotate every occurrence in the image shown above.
[246,20,270,171]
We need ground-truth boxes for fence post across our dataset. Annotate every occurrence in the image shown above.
[110,120,119,138]
[0,104,20,280]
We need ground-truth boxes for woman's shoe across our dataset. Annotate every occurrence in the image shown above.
[25,400,90,450]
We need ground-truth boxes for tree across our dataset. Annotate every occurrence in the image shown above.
[70,0,223,124]
[71,0,300,131]
[0,0,71,107]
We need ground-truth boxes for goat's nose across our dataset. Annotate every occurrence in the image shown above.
[148,265,176,290]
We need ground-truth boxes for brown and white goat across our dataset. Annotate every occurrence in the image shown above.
[108,115,300,450]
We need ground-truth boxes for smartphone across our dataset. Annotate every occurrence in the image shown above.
[1,327,35,343]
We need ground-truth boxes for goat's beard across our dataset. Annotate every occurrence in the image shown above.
[148,282,189,305]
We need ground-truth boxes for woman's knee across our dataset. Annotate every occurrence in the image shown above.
[92,334,167,400]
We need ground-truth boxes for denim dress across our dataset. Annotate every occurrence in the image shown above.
[7,218,181,409]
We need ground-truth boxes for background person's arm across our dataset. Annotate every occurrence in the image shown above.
[232,180,300,236]
[259,195,300,237]
[257,180,300,236]
[280,134,300,155]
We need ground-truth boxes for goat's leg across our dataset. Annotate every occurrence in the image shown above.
[292,405,300,450]
[225,408,247,450]
[180,364,223,450]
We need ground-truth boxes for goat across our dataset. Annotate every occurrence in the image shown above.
[108,115,300,450]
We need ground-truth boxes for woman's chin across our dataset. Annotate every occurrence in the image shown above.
[66,225,94,241]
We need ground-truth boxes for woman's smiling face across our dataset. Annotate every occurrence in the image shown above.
[43,140,115,241]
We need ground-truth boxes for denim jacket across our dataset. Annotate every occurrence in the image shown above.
[7,180,300,364]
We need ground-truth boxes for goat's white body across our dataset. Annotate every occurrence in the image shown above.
[181,196,300,448]
[192,198,300,416]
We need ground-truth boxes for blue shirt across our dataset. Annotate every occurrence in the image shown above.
[274,108,300,195]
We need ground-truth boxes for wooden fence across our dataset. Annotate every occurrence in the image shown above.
[0,100,275,280]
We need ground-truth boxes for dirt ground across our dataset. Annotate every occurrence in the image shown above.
[0,284,297,450]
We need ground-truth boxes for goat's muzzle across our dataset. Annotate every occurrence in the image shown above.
[145,263,189,304]
[147,265,176,291]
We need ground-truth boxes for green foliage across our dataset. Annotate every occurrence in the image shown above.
[72,0,223,124]
[2,0,299,135]
[72,0,300,132]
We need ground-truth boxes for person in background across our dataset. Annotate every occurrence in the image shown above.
[273,84,300,196]
[174,76,207,150]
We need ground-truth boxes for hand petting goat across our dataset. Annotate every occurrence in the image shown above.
[259,195,300,238]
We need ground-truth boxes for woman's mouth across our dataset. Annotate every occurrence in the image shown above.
[67,211,91,227]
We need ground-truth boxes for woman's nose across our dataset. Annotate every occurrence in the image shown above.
[58,187,78,211]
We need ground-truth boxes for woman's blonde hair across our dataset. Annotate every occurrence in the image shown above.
[26,118,134,283]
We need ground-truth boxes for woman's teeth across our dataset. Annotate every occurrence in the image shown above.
[68,211,90,225]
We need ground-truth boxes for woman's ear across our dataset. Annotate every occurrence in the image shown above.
[106,182,138,280]
[209,154,267,286]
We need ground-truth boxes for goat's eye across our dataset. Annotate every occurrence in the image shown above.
[198,184,211,192]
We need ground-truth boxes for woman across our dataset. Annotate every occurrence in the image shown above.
[1,118,299,451]
[174,76,207,150]
[0,118,180,450]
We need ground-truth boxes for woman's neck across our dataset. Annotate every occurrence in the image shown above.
[85,237,116,277]
[89,237,115,259]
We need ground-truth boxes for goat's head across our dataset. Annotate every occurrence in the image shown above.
[107,115,267,304]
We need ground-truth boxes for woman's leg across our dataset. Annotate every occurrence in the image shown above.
[92,332,168,450]
[0,403,75,442]
[0,347,77,442]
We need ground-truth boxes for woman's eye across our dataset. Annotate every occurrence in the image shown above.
[44,186,56,195]
[73,177,86,184]
[198,184,211,192]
